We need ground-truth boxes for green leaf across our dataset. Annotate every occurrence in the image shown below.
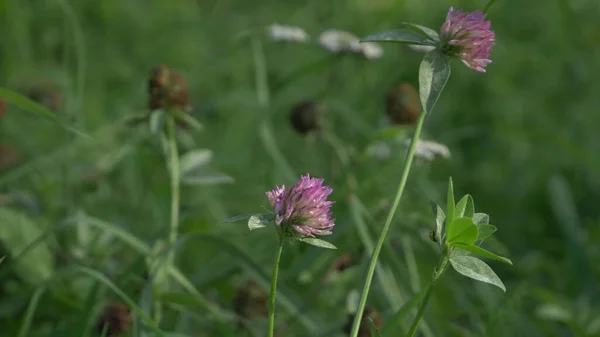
[446,217,478,245]
[418,49,451,114]
[449,256,506,292]
[473,213,490,225]
[398,23,440,42]
[361,23,439,45]
[431,203,446,244]
[477,224,497,242]
[446,177,455,223]
[0,207,54,286]
[453,243,513,265]
[181,170,234,185]
[299,238,337,249]
[173,110,203,132]
[455,194,475,218]
[361,29,435,46]
[223,214,254,223]
[149,109,165,134]
[179,149,213,175]
[248,213,273,230]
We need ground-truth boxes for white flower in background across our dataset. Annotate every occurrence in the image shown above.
[361,42,384,59]
[268,23,309,43]
[319,29,383,59]
[408,44,436,53]
[319,29,362,53]
[406,139,451,161]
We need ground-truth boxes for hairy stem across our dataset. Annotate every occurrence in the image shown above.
[267,240,284,337]
[166,114,181,264]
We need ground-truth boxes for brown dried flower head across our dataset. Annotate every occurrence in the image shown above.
[289,100,322,135]
[148,64,192,113]
[234,280,268,321]
[343,307,383,337]
[96,301,132,337]
[386,83,421,125]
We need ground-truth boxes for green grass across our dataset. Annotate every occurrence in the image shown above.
[1,0,600,336]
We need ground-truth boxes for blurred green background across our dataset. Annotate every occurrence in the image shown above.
[1,0,600,336]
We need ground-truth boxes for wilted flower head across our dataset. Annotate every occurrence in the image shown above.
[289,100,322,135]
[440,7,495,72]
[407,139,451,161]
[319,29,383,59]
[386,83,421,125]
[268,23,309,43]
[266,174,335,238]
[148,64,191,113]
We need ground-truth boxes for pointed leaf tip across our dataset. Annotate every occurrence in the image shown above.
[300,238,337,249]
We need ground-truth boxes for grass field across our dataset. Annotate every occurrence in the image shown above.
[1,0,600,336]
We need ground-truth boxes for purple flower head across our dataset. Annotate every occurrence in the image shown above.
[265,174,335,238]
[440,7,495,72]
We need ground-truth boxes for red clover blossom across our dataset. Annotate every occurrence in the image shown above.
[440,7,495,72]
[266,174,335,238]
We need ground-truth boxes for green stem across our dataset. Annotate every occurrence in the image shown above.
[406,253,449,337]
[483,0,498,13]
[349,110,428,337]
[267,240,284,337]
[166,114,181,264]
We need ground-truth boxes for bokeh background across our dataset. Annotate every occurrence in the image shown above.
[1,0,600,336]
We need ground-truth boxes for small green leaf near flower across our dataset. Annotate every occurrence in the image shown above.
[179,149,213,176]
[449,255,506,292]
[299,238,337,249]
[419,49,451,114]
[149,109,165,134]
[361,29,435,46]
[248,213,274,230]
